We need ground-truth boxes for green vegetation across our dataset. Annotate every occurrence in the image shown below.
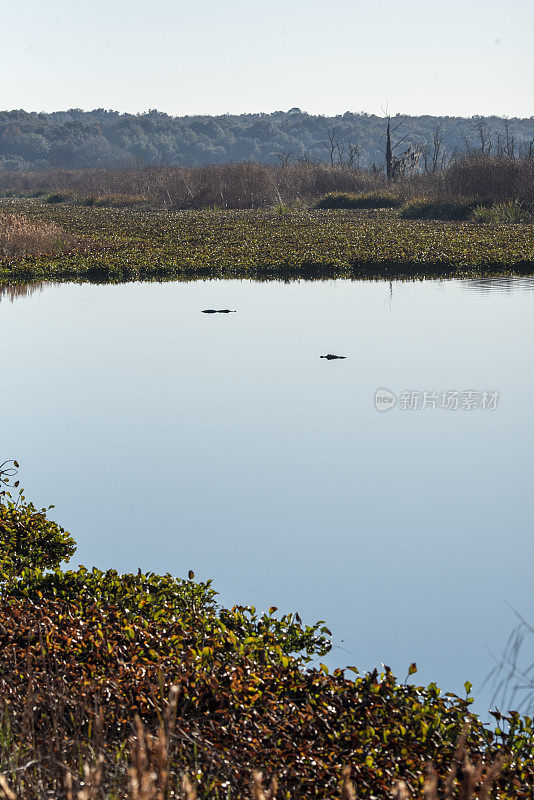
[315,191,401,210]
[399,198,533,223]
[1,464,533,799]
[472,201,532,224]
[45,192,72,204]
[1,200,533,287]
[0,497,75,578]
[399,198,477,221]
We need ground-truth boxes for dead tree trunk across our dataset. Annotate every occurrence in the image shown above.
[385,120,393,182]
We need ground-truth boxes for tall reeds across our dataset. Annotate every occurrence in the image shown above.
[0,213,72,257]
[0,157,532,211]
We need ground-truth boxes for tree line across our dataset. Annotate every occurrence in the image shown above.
[0,108,533,172]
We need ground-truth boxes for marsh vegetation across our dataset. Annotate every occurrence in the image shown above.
[0,156,532,287]
[0,200,533,288]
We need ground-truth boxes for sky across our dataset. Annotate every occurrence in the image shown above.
[1,0,533,118]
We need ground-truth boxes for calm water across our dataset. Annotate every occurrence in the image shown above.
[2,277,533,719]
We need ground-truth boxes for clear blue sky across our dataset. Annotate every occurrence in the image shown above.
[2,0,532,118]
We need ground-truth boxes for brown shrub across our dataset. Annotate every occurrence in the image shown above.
[0,163,379,210]
[0,213,72,258]
[0,157,531,210]
[444,157,534,205]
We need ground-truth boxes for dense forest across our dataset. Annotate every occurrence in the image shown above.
[1,108,533,171]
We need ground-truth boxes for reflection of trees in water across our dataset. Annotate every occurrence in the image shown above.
[0,282,47,304]
[464,277,534,294]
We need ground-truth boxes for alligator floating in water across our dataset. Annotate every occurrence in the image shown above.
[201,309,236,314]
[320,354,347,360]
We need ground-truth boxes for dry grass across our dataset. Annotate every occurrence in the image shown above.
[0,158,532,212]
[0,212,72,257]
[0,163,380,210]
[444,158,534,206]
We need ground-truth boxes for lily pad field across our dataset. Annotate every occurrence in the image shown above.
[1,199,534,286]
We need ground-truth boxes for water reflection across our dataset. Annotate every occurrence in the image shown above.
[463,276,534,294]
[0,281,47,303]
[4,274,534,308]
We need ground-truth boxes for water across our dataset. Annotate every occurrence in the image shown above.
[2,277,533,720]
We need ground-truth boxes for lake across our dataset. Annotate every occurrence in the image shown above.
[2,276,533,720]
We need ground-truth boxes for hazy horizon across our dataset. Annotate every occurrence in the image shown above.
[1,0,532,119]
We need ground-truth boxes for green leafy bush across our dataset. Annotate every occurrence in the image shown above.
[315,191,401,209]
[472,200,530,224]
[1,461,75,578]
[45,192,71,203]
[80,193,147,208]
[0,496,76,578]
[1,590,532,798]
[399,197,477,221]
[7,565,331,660]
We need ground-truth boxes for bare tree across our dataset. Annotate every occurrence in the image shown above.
[297,153,319,165]
[478,120,493,155]
[467,119,494,156]
[382,113,420,181]
[347,142,362,168]
[323,128,339,166]
[276,151,292,166]
[383,114,409,181]
[420,125,446,173]
[430,125,444,172]
[503,118,517,159]
[393,146,422,178]
[323,128,361,169]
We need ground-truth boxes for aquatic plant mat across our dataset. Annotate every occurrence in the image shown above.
[0,201,533,285]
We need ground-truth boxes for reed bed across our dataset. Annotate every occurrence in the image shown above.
[0,163,379,210]
[0,158,532,211]
[0,212,72,258]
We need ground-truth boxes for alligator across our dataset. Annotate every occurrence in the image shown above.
[320,354,347,360]
[201,309,236,314]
